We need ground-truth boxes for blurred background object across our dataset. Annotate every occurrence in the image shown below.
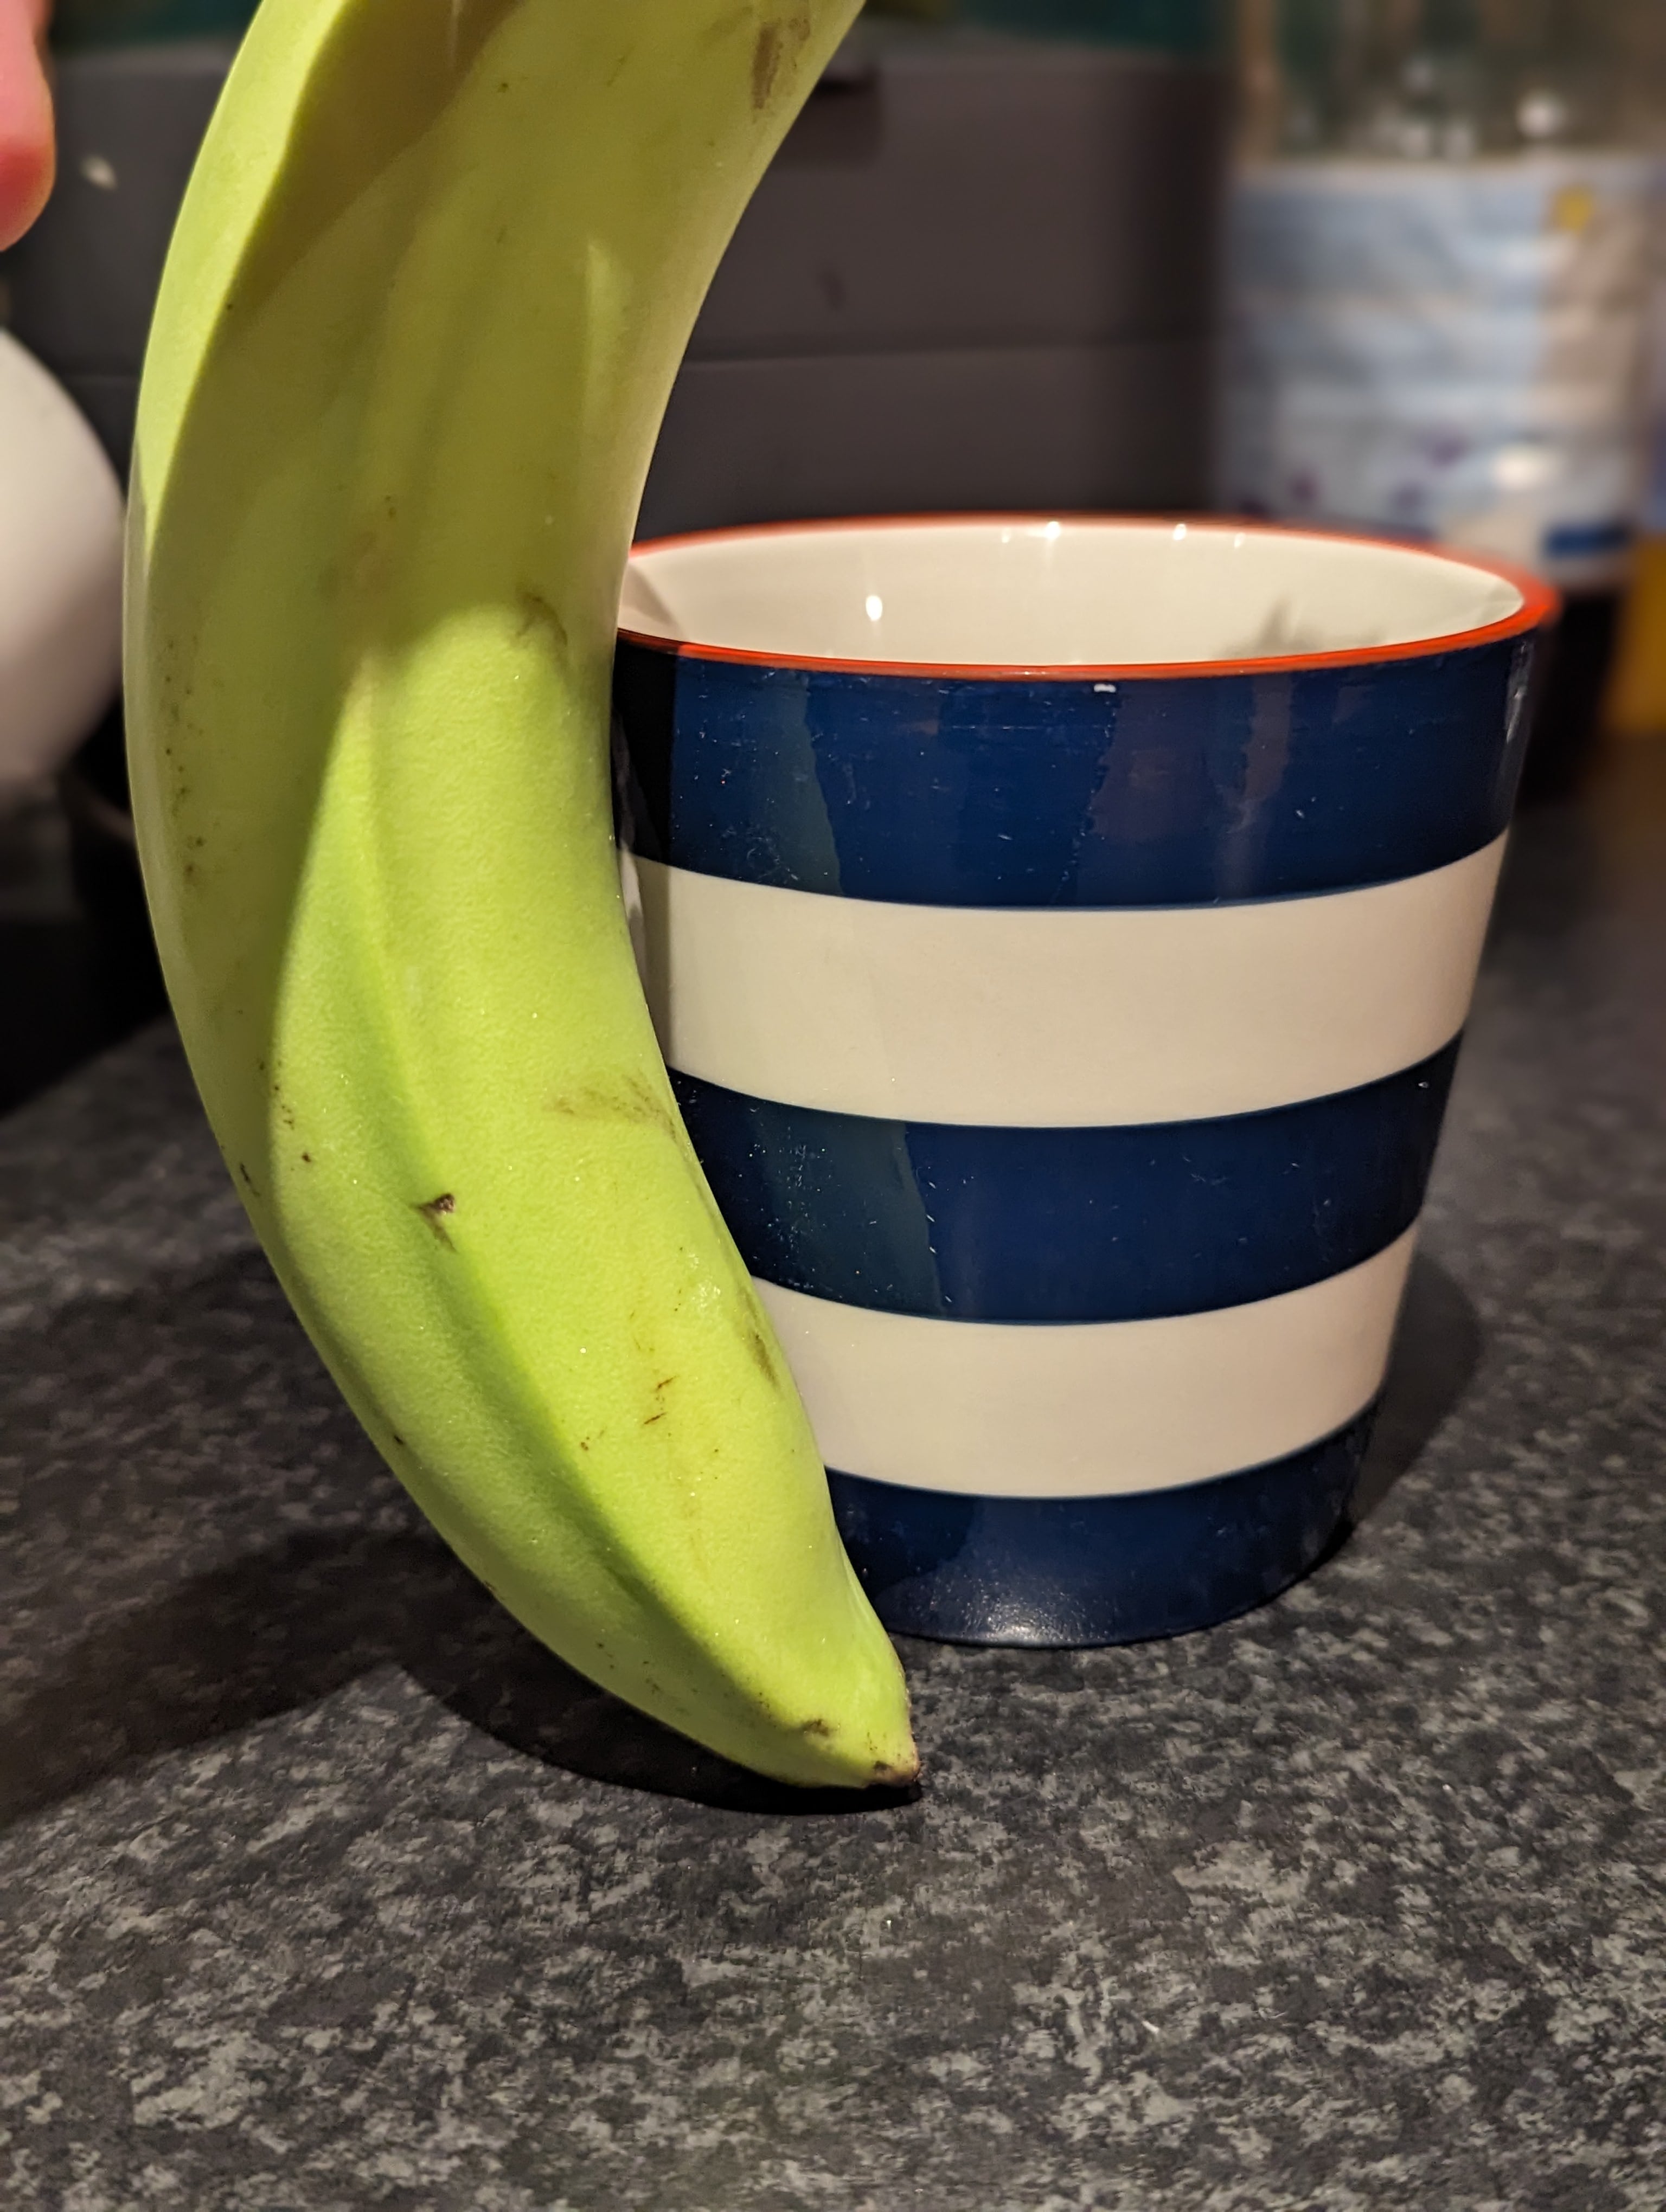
[0,24,239,1111]
[641,4,1232,531]
[1223,0,1662,796]
[870,0,1222,48]
[1,34,240,474]
[0,323,126,1114]
[9,0,1662,1116]
[0,0,1238,1113]
[0,330,123,811]
[52,0,255,46]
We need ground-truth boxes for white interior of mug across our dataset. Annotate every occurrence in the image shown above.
[620,517,1528,671]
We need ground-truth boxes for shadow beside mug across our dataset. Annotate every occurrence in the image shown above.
[1348,1250,1484,1529]
[0,1241,1477,1828]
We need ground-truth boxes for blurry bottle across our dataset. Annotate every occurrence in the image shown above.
[1605,215,1666,740]
[1223,0,1657,796]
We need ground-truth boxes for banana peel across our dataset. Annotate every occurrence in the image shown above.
[125,0,918,1791]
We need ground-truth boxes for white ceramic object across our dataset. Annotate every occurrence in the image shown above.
[617,513,1526,668]
[0,331,124,808]
[613,516,1558,1647]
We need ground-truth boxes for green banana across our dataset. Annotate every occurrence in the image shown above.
[125,0,918,1790]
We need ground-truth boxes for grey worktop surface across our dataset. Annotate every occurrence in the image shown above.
[3,746,1663,2212]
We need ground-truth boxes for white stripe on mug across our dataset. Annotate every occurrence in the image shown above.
[624,839,1505,1128]
[753,1225,1418,1500]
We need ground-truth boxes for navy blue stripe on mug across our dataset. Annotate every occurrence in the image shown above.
[613,635,1535,908]
[671,1040,1458,1325]
[826,1406,1377,1646]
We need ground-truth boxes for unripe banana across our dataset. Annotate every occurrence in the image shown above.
[125,0,918,1790]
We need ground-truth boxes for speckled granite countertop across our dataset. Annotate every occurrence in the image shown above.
[3,745,1663,2212]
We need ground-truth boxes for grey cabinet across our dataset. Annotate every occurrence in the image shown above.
[1,23,1229,520]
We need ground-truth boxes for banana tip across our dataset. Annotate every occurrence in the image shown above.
[871,1747,921,1791]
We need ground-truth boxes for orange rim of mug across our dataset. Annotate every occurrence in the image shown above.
[620,511,1563,683]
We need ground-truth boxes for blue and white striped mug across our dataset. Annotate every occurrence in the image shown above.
[613,517,1556,1647]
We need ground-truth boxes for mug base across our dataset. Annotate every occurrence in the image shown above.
[828,1406,1377,1649]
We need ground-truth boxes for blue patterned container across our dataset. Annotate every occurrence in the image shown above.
[613,517,1554,1645]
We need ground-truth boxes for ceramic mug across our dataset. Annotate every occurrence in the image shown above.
[612,517,1556,1647]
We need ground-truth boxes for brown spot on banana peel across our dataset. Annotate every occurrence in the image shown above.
[873,1757,921,1789]
[547,1074,676,1137]
[750,20,781,106]
[517,587,568,648]
[751,12,810,112]
[796,1721,919,1789]
[415,1192,457,1246]
[741,1315,780,1388]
